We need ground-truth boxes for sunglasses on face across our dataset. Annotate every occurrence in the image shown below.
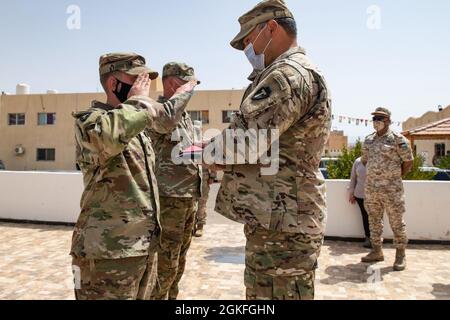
[373,116,387,122]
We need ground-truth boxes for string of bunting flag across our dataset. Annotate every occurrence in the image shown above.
[331,114,403,127]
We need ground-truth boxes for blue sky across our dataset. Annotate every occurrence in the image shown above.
[0,0,449,141]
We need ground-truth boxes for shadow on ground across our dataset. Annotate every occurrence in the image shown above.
[325,240,369,257]
[431,284,450,300]
[320,263,395,285]
[326,240,450,257]
[0,222,73,233]
[203,246,245,264]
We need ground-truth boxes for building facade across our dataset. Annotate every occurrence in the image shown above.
[403,105,450,131]
[1,87,350,171]
[0,89,244,171]
[402,105,450,167]
[324,130,348,157]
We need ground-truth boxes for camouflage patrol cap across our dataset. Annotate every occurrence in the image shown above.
[372,107,392,118]
[162,62,196,81]
[99,52,159,80]
[230,0,294,50]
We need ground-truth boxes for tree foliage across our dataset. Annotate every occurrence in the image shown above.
[437,155,450,170]
[403,154,436,180]
[327,141,362,179]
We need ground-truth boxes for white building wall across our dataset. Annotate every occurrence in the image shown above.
[0,172,449,241]
[325,180,450,241]
[0,171,83,223]
[414,139,450,166]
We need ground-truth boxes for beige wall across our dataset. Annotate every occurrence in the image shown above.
[414,139,450,167]
[187,90,244,138]
[0,89,245,171]
[2,88,352,171]
[324,130,348,157]
[403,105,450,131]
[0,93,104,171]
[152,89,244,136]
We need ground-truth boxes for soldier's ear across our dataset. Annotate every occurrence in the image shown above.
[107,75,117,92]
[267,20,279,34]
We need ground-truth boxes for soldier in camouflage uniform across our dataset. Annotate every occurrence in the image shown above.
[71,53,198,300]
[147,62,202,300]
[214,0,332,300]
[361,107,414,271]
[193,166,217,237]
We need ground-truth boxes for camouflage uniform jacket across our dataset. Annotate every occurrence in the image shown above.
[147,96,202,198]
[215,47,332,235]
[362,130,414,190]
[71,93,193,260]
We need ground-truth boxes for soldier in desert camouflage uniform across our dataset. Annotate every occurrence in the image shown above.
[147,62,202,300]
[361,107,414,271]
[71,53,198,300]
[193,166,217,237]
[213,0,332,300]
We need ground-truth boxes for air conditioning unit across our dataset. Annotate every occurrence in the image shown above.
[15,146,25,155]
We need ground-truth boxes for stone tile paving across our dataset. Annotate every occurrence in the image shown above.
[0,219,449,300]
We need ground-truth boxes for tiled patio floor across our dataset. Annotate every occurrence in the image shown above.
[0,217,449,300]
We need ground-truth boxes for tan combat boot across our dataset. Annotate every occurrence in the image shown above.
[393,249,406,271]
[194,224,204,238]
[361,245,384,263]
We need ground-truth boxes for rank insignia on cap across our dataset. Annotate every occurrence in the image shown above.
[252,87,272,101]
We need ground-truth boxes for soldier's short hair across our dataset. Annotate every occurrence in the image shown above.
[258,17,297,38]
[275,17,297,37]
[100,72,123,92]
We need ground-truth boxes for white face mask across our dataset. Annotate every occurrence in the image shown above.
[244,25,273,71]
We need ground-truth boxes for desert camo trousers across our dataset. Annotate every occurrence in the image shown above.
[244,224,322,300]
[365,185,408,249]
[196,196,208,227]
[196,180,211,227]
[151,197,198,300]
[72,253,158,300]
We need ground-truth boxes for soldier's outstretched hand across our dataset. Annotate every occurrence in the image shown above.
[176,79,200,95]
[128,73,151,98]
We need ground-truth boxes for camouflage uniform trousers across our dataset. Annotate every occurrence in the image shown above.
[244,224,322,300]
[151,197,198,300]
[365,185,408,249]
[194,177,211,232]
[72,253,158,300]
[196,183,210,227]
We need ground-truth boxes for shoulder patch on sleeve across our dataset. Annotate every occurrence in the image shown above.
[273,73,288,91]
[287,75,301,90]
[394,133,409,148]
[72,111,92,122]
[79,113,92,123]
[251,87,272,101]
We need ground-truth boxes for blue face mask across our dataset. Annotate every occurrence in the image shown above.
[244,25,273,71]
